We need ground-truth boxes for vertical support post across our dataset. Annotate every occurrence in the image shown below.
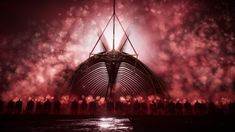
[112,0,116,51]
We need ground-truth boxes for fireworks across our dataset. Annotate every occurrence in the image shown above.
[0,0,234,101]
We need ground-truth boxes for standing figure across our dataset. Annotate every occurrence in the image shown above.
[175,101,183,115]
[71,100,79,114]
[53,100,61,114]
[167,101,176,115]
[133,100,140,114]
[157,100,165,115]
[36,101,43,114]
[184,101,192,115]
[0,99,4,113]
[44,99,52,114]
[107,100,114,114]
[149,101,157,115]
[26,99,34,114]
[15,99,23,114]
[81,99,87,114]
[194,101,201,115]
[7,100,15,114]
[115,100,123,114]
[208,101,216,115]
[89,100,96,114]
[229,101,235,114]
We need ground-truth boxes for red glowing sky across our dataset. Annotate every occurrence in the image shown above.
[0,0,235,100]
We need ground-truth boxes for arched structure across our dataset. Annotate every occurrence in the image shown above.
[68,0,168,100]
[69,51,168,99]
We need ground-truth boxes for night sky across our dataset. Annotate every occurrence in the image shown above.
[0,0,235,101]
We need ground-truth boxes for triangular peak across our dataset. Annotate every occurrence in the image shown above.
[89,0,138,58]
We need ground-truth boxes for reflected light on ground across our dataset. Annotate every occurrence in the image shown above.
[98,118,115,129]
[97,117,132,131]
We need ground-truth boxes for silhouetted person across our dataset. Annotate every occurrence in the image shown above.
[0,99,4,113]
[216,107,224,116]
[208,101,216,115]
[140,102,148,115]
[89,100,96,114]
[107,100,114,113]
[229,101,235,114]
[167,101,175,115]
[115,100,123,114]
[194,101,201,115]
[36,101,43,114]
[71,100,79,114]
[184,101,192,114]
[81,99,87,113]
[26,100,34,114]
[199,102,207,115]
[124,101,132,114]
[15,99,23,114]
[44,100,52,114]
[157,100,165,115]
[175,101,183,115]
[149,101,157,115]
[133,100,141,114]
[7,100,15,114]
[53,100,61,114]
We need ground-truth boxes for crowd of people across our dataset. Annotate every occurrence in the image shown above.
[0,95,235,116]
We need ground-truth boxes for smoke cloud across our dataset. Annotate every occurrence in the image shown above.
[0,0,234,101]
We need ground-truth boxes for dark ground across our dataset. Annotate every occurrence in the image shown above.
[0,114,234,132]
